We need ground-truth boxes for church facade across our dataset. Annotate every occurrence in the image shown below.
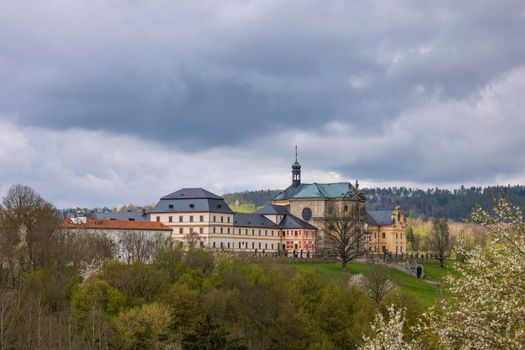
[272,151,406,254]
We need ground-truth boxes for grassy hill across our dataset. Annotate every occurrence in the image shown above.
[290,262,446,306]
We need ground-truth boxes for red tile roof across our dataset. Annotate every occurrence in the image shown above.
[62,218,172,231]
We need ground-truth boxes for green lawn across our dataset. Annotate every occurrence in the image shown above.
[422,262,459,281]
[291,262,441,306]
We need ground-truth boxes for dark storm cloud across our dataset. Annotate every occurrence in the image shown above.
[0,0,525,198]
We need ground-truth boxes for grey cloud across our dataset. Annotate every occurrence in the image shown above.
[0,0,525,196]
[1,0,525,147]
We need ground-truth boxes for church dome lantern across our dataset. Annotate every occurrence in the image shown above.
[292,146,301,187]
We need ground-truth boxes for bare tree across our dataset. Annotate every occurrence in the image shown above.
[60,229,116,269]
[118,231,169,263]
[183,230,203,248]
[0,185,59,270]
[362,266,397,304]
[323,181,368,270]
[429,217,451,267]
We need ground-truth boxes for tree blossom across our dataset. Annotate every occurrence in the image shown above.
[360,305,413,350]
[418,198,525,349]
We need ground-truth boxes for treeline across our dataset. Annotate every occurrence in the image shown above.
[0,185,423,349]
[363,185,525,220]
[223,185,525,220]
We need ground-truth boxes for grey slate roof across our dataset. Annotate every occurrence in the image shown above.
[151,188,233,214]
[279,214,317,230]
[255,204,289,215]
[161,188,223,200]
[93,211,149,221]
[367,210,393,225]
[233,213,279,228]
[151,198,233,213]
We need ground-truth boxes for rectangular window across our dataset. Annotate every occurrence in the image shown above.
[200,215,204,222]
[228,242,230,249]
[190,216,193,222]
[213,227,216,233]
[382,232,386,239]
[179,216,183,222]
[189,203,195,208]
[179,228,183,234]
[221,216,224,223]
[168,204,174,209]
[258,230,261,236]
[252,242,254,249]
[220,227,223,234]
[168,216,172,222]
[213,242,216,248]
[220,242,223,248]
[227,228,230,234]
[156,216,160,222]
[227,217,230,223]
[199,227,203,234]
[213,216,216,222]
[258,242,261,249]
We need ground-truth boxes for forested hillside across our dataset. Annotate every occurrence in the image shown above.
[224,185,525,220]
[223,190,281,212]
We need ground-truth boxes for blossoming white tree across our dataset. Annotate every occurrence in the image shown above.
[361,198,525,350]
[420,198,525,349]
[360,306,413,350]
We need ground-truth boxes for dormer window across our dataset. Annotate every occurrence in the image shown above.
[168,204,174,209]
[189,204,195,209]
[217,204,222,209]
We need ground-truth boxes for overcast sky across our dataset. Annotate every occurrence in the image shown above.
[1,0,525,208]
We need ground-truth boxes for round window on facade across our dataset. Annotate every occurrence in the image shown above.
[302,207,312,221]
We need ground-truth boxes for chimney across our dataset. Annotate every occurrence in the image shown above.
[140,208,146,217]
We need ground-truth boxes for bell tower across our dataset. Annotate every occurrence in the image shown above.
[292,145,301,187]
